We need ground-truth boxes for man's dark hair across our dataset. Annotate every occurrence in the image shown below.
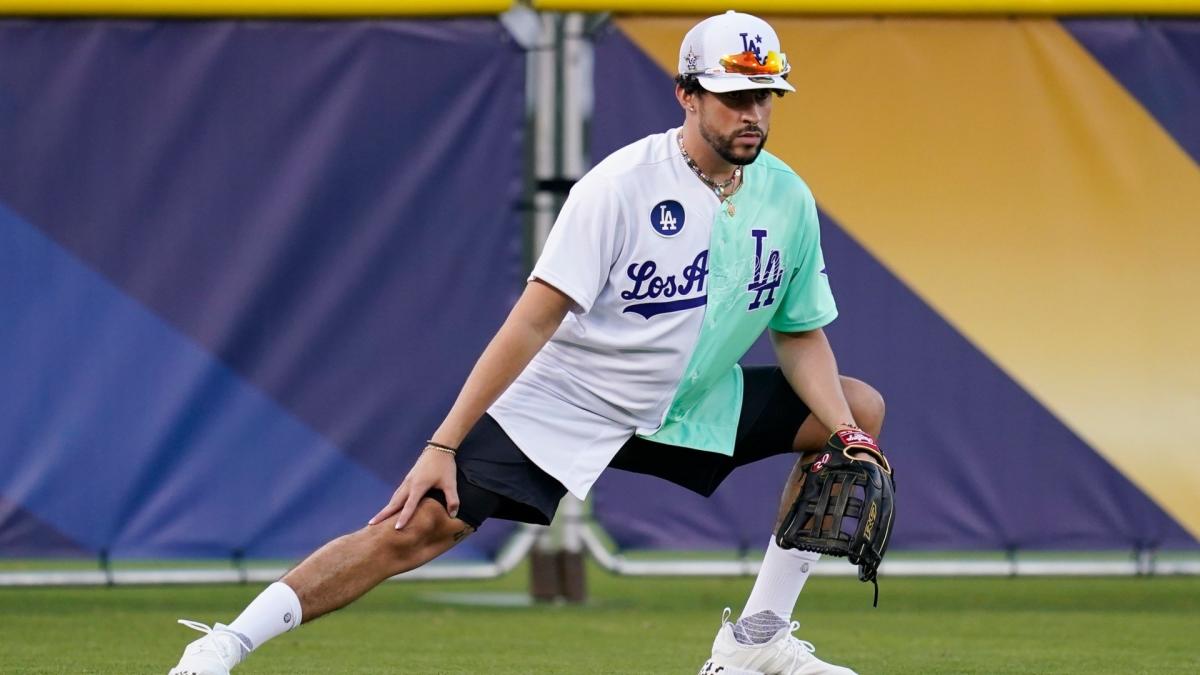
[674,73,789,98]
[675,73,706,96]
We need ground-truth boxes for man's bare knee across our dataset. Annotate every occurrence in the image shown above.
[363,498,470,568]
[840,376,885,436]
[792,377,885,453]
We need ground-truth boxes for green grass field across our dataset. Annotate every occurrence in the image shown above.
[2,566,1198,674]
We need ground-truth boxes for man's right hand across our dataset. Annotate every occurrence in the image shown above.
[367,448,460,530]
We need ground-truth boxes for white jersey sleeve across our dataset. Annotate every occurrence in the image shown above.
[529,174,626,314]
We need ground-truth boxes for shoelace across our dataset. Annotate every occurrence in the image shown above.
[781,622,817,663]
[177,619,252,668]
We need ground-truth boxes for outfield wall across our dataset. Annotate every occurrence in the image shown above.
[590,16,1200,553]
[0,12,1196,563]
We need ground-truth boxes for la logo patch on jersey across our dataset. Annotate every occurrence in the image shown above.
[650,200,685,237]
[747,229,783,310]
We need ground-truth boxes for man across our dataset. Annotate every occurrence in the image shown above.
[169,10,885,675]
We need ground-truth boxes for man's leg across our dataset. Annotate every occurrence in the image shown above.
[281,497,471,621]
[738,376,885,623]
[701,377,885,675]
[170,498,470,675]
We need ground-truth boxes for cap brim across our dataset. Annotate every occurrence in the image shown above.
[697,74,795,93]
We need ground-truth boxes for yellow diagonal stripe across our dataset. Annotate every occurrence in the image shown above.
[621,16,1200,539]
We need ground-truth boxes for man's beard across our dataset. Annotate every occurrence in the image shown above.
[699,120,768,166]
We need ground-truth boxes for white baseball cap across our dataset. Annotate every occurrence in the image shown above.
[678,10,794,93]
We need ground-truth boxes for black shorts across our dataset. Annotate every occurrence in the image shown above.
[427,366,811,530]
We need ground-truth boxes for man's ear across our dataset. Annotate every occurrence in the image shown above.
[675,84,691,111]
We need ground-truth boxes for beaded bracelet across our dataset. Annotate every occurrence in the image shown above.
[424,440,458,456]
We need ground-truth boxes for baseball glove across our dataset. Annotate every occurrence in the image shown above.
[776,427,895,605]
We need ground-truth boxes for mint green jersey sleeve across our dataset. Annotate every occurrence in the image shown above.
[768,193,838,333]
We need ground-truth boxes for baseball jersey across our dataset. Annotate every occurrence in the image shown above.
[488,127,836,498]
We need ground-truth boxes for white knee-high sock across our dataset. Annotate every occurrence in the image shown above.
[739,537,820,622]
[225,581,302,651]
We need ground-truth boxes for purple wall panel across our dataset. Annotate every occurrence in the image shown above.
[0,20,525,559]
[0,497,90,559]
[1065,19,1200,165]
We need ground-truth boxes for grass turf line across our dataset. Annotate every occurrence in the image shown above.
[1,569,1198,673]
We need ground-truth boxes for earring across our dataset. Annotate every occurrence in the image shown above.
[689,106,696,112]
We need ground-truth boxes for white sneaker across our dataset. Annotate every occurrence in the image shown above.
[168,620,251,675]
[698,609,858,675]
